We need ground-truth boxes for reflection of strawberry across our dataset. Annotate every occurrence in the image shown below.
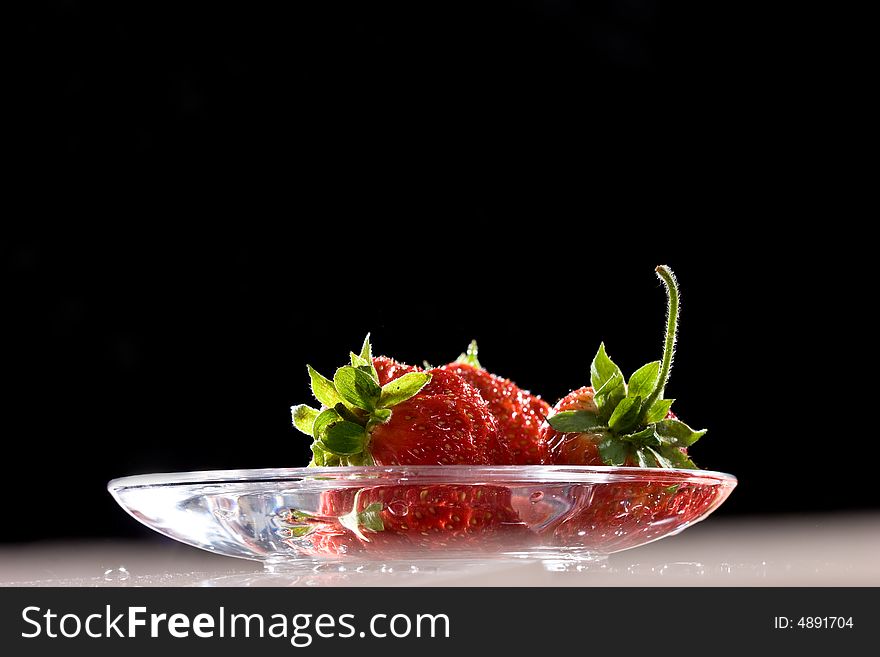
[542,266,708,469]
[350,485,520,534]
[287,524,356,557]
[291,337,509,465]
[282,484,529,556]
[282,478,729,558]
[443,342,551,464]
[548,479,726,553]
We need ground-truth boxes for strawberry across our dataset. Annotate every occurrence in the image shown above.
[544,387,682,465]
[279,484,529,556]
[442,342,551,464]
[371,368,513,465]
[372,355,420,385]
[542,386,603,464]
[291,336,510,466]
[542,266,708,468]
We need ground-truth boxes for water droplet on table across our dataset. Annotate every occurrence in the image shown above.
[103,567,130,581]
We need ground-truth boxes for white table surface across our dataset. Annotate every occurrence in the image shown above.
[2,513,878,587]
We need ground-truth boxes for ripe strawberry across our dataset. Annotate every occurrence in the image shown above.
[542,386,604,465]
[279,484,530,556]
[291,336,510,466]
[543,387,682,465]
[372,355,420,385]
[542,266,708,468]
[442,342,551,464]
[369,368,511,464]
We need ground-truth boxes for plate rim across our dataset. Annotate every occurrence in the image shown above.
[108,464,737,492]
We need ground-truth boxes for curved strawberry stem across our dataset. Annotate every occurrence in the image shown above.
[640,265,679,423]
[549,265,705,468]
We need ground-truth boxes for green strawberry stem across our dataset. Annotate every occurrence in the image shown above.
[639,265,679,422]
[547,264,707,469]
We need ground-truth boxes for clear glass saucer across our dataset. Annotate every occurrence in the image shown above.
[108,466,736,570]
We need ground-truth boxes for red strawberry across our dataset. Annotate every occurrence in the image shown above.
[291,336,510,466]
[542,266,707,469]
[542,386,604,465]
[544,387,682,465]
[369,368,510,465]
[372,355,420,385]
[280,483,529,557]
[442,341,550,464]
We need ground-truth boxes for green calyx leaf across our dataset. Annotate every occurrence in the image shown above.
[359,333,374,362]
[597,421,701,469]
[334,366,382,411]
[323,421,368,455]
[455,340,482,368]
[635,447,659,468]
[594,372,626,421]
[608,395,642,433]
[656,444,697,469]
[310,442,341,467]
[378,372,432,408]
[296,335,435,466]
[292,404,320,435]
[591,345,627,421]
[333,402,364,424]
[308,407,369,460]
[548,410,603,433]
[628,361,660,399]
[647,446,677,469]
[655,418,707,447]
[308,365,342,407]
[597,434,630,466]
[620,426,661,447]
[355,333,380,381]
[644,398,674,423]
[591,342,624,392]
[312,408,343,442]
[633,445,683,469]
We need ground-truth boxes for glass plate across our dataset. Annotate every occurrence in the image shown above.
[109,466,736,570]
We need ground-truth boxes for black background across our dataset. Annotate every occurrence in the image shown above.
[5,2,870,542]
